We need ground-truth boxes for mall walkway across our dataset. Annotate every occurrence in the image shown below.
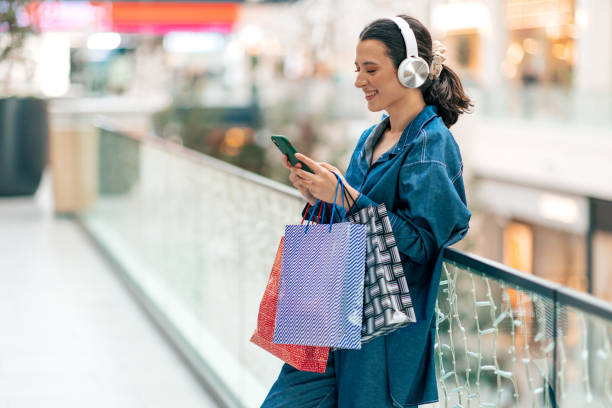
[0,177,219,408]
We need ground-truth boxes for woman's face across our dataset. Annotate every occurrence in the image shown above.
[354,39,408,113]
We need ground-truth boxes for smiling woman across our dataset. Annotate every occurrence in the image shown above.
[354,38,426,131]
[265,15,473,408]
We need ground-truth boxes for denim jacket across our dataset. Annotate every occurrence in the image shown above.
[304,105,470,406]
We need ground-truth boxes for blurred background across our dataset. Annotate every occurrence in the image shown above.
[1,0,611,407]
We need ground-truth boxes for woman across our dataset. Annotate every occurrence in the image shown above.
[264,15,472,407]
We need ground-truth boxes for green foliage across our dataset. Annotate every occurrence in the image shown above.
[153,104,267,175]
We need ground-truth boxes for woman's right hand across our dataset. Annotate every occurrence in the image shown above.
[282,155,317,205]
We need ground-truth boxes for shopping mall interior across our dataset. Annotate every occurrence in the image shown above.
[1,0,611,407]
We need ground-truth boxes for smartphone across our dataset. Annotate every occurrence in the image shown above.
[271,135,314,173]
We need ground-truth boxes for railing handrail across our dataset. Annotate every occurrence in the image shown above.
[94,119,612,324]
[93,117,302,200]
[443,247,561,297]
[444,247,612,321]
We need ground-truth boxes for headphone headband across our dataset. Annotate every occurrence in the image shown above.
[385,16,429,88]
[387,16,419,58]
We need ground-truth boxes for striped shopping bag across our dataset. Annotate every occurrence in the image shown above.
[273,177,367,350]
[347,203,417,343]
[250,237,329,373]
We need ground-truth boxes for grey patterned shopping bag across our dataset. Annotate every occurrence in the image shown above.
[273,176,368,349]
[347,203,417,342]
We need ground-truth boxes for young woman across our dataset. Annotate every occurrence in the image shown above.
[264,15,472,407]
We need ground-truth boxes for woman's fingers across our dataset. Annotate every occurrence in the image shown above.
[283,155,316,202]
[283,154,304,172]
[282,155,291,169]
[289,153,347,204]
[290,167,306,181]
[295,153,324,174]
[320,162,340,174]
[294,165,316,182]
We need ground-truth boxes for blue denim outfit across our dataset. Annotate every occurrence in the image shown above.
[262,105,471,407]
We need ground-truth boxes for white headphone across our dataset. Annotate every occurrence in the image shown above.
[387,16,429,88]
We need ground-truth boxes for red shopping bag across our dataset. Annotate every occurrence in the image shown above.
[250,236,329,373]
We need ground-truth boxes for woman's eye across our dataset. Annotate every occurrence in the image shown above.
[366,70,376,74]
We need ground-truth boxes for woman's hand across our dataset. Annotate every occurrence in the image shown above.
[293,153,359,210]
[282,155,317,205]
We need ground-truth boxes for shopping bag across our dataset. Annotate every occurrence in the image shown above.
[347,203,417,343]
[250,237,330,373]
[273,176,367,349]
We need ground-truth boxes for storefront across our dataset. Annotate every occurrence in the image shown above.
[470,176,612,302]
[504,0,575,86]
[431,0,576,85]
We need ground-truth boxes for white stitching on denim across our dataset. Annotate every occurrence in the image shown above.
[421,129,427,162]
[401,120,414,149]
[403,113,437,150]
[450,163,463,184]
[390,393,404,408]
[402,160,447,170]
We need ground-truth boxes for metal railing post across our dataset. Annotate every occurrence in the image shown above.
[551,288,558,408]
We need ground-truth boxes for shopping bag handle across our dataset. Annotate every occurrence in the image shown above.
[329,173,346,229]
[300,203,311,225]
[342,181,356,212]
[300,202,325,225]
[304,174,345,233]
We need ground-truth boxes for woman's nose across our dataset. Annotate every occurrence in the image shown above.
[354,75,366,88]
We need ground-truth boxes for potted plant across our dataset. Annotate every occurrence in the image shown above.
[0,0,49,196]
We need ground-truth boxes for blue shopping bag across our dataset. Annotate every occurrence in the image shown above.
[273,176,367,349]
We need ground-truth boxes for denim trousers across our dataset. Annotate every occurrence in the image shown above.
[260,339,408,408]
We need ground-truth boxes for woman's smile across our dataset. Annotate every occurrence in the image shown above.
[365,90,378,100]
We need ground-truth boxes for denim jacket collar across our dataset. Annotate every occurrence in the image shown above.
[362,105,439,167]
[363,116,390,166]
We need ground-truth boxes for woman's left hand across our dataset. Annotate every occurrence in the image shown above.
[294,153,358,208]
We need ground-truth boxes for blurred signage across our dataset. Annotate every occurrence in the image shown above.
[109,2,239,34]
[26,2,240,34]
[26,2,111,31]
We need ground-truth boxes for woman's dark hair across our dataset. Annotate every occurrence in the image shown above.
[359,15,472,128]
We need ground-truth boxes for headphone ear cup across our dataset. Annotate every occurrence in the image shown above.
[397,57,430,88]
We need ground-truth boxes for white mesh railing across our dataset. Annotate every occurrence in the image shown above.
[82,125,612,408]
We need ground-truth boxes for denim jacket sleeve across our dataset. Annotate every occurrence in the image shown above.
[351,161,469,268]
[300,128,373,225]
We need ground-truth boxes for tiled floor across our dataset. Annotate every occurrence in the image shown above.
[0,178,220,408]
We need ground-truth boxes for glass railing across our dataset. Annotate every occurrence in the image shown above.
[81,122,612,408]
[82,121,301,408]
[438,249,612,407]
